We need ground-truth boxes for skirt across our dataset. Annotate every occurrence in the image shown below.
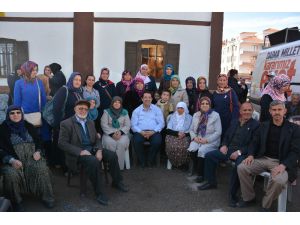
[165,135,190,167]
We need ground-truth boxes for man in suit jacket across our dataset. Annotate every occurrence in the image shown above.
[198,102,259,206]
[238,100,300,211]
[58,100,128,206]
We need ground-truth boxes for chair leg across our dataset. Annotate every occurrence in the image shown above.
[103,161,109,184]
[125,149,130,170]
[167,160,172,170]
[278,184,288,212]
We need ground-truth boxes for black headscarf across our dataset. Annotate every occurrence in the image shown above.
[49,63,62,74]
[5,105,27,140]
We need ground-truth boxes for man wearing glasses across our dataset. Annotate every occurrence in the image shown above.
[58,100,128,206]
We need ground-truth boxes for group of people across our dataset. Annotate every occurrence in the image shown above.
[0,60,300,212]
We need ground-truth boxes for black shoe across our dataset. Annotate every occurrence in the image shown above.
[237,198,256,208]
[112,182,129,192]
[259,207,271,212]
[42,200,55,209]
[96,194,109,206]
[198,182,217,190]
[229,199,238,208]
[194,176,204,183]
[13,202,25,212]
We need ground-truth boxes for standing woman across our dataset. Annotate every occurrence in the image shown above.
[52,72,83,170]
[212,74,239,140]
[83,74,100,109]
[169,75,189,108]
[101,97,131,170]
[135,64,157,95]
[49,63,66,97]
[158,64,175,94]
[0,105,54,211]
[165,102,192,168]
[93,67,116,132]
[123,78,145,118]
[260,74,290,122]
[37,65,52,101]
[185,77,197,115]
[14,61,47,125]
[194,76,213,112]
[116,70,133,99]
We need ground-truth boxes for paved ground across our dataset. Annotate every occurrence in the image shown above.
[2,162,299,212]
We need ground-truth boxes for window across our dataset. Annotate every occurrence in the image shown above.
[125,39,180,82]
[0,38,28,78]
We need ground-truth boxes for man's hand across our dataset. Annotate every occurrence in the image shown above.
[11,159,23,169]
[219,145,228,155]
[230,151,239,161]
[80,150,92,156]
[95,150,103,161]
[33,151,41,161]
[243,155,254,165]
[271,164,286,178]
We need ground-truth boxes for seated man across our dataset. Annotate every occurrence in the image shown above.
[238,100,300,211]
[58,100,128,206]
[198,102,259,207]
[131,91,165,167]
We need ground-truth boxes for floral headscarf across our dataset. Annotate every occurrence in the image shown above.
[121,70,133,93]
[261,74,290,101]
[135,64,151,84]
[134,78,145,97]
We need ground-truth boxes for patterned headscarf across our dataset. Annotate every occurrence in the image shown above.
[135,64,151,84]
[197,97,213,137]
[67,72,82,93]
[163,64,175,81]
[121,70,133,93]
[169,75,181,95]
[134,78,145,97]
[21,61,38,80]
[5,105,27,140]
[261,74,290,101]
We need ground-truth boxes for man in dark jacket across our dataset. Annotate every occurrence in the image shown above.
[49,63,66,96]
[198,102,259,206]
[58,100,128,206]
[7,64,22,105]
[238,100,300,211]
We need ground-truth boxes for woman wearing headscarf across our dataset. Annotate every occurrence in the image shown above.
[49,63,66,97]
[212,74,239,140]
[185,77,197,115]
[83,74,100,108]
[93,67,116,132]
[169,75,189,108]
[135,64,157,95]
[123,78,145,118]
[0,105,54,211]
[260,74,290,122]
[187,97,222,182]
[52,72,83,170]
[14,61,47,123]
[194,76,213,113]
[116,70,134,99]
[165,102,192,168]
[101,97,131,170]
[158,64,175,94]
[37,65,52,100]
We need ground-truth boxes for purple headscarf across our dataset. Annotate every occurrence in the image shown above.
[67,72,82,93]
[21,61,38,80]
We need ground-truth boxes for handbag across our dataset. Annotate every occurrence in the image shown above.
[24,79,42,127]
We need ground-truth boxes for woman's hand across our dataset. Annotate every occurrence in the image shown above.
[33,151,41,161]
[12,159,23,169]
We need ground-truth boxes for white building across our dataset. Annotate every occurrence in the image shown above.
[0,12,223,91]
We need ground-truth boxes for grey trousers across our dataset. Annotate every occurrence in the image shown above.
[238,156,288,209]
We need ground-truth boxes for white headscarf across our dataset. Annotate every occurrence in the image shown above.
[174,102,189,131]
[135,64,151,84]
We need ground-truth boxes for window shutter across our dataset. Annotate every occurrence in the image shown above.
[166,44,180,74]
[125,42,138,76]
[15,41,29,66]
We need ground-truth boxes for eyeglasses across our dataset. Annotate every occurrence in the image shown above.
[9,111,22,115]
[78,107,88,111]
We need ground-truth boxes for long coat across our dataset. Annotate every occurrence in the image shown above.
[248,120,300,182]
[58,116,102,172]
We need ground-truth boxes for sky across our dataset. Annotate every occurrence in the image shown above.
[223,12,300,40]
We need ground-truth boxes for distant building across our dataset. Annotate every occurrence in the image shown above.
[221,28,279,78]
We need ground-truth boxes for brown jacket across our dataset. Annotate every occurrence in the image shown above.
[58,116,102,171]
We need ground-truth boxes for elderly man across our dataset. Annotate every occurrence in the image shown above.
[59,100,128,206]
[198,102,259,206]
[238,100,300,211]
[131,91,165,167]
